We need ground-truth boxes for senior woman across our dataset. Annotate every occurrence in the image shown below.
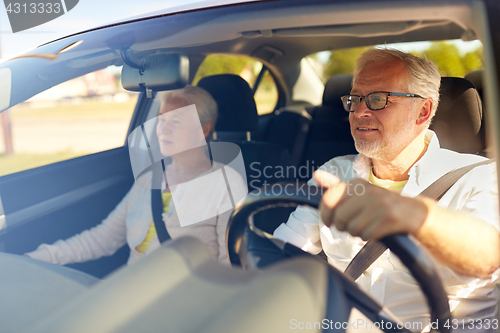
[26,86,246,265]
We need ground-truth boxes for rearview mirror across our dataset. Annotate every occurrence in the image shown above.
[121,53,189,94]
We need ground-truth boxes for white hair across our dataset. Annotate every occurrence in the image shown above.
[158,85,218,131]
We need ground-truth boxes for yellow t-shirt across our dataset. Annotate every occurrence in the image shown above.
[368,169,407,193]
[368,139,428,192]
[135,192,172,254]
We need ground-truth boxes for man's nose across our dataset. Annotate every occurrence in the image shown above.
[352,99,372,117]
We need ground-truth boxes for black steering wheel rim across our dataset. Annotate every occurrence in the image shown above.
[227,182,452,333]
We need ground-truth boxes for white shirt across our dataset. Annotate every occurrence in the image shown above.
[274,130,500,332]
[27,161,247,266]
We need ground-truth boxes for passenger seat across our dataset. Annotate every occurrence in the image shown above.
[263,105,312,168]
[299,74,356,180]
[197,74,293,190]
[197,74,294,232]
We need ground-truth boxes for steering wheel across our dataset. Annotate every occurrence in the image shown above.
[227,182,452,333]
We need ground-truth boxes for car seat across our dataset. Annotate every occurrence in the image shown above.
[430,76,485,154]
[465,69,483,101]
[197,74,293,189]
[262,74,357,177]
[464,70,488,152]
[197,74,295,232]
[299,74,357,180]
[263,105,313,168]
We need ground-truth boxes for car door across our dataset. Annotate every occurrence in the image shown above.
[0,68,149,278]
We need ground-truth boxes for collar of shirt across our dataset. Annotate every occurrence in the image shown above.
[351,130,455,197]
[368,168,407,193]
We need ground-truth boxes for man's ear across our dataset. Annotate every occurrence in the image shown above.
[416,99,433,126]
[202,121,213,138]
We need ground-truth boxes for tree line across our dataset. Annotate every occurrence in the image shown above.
[322,41,483,79]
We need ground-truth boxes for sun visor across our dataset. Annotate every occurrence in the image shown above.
[121,53,188,94]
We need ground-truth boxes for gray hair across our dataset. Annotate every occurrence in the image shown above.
[354,48,441,125]
[159,85,218,132]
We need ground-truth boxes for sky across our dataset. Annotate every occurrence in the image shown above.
[0,0,225,58]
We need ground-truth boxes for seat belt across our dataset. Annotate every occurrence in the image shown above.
[151,161,171,244]
[290,113,312,168]
[343,158,495,280]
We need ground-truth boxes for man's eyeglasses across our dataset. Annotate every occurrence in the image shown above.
[341,91,424,112]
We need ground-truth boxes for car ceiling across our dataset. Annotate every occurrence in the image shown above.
[5,0,480,109]
[157,0,476,95]
[34,0,478,75]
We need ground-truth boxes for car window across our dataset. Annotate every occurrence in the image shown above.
[309,40,484,81]
[192,54,278,115]
[0,66,138,176]
[253,70,279,115]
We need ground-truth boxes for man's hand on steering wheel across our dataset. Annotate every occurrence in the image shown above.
[313,170,430,241]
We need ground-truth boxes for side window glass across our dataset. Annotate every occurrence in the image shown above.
[192,54,278,115]
[0,66,139,176]
[310,40,483,80]
[254,70,278,115]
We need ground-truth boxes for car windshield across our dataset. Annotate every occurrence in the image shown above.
[0,0,498,332]
[0,0,494,270]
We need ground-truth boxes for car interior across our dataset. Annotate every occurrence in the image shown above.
[0,0,498,332]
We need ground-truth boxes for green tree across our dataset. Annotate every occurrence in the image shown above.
[321,41,483,80]
[192,54,259,86]
[462,46,483,74]
[420,41,465,77]
[417,41,483,77]
[323,46,370,78]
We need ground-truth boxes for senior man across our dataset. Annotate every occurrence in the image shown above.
[274,48,500,331]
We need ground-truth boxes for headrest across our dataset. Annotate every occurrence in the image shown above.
[322,74,353,106]
[464,69,483,97]
[430,77,484,154]
[197,74,259,132]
